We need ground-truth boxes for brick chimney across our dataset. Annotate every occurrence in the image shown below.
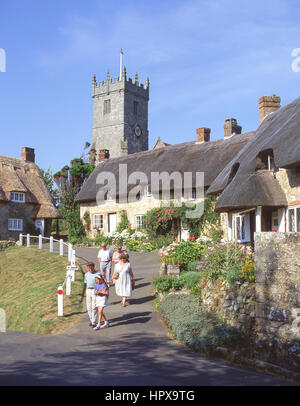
[258,94,281,123]
[224,118,242,139]
[98,149,110,162]
[21,147,35,163]
[196,127,210,143]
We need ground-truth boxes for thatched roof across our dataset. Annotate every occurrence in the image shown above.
[0,155,61,218]
[76,132,254,203]
[207,97,300,212]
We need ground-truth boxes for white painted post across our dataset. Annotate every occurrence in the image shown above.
[68,244,72,262]
[59,239,64,256]
[19,233,23,246]
[66,272,71,296]
[27,234,30,248]
[71,249,76,266]
[50,236,53,252]
[57,286,63,316]
[256,206,262,233]
[38,234,42,249]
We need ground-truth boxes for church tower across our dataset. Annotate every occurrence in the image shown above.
[90,65,149,164]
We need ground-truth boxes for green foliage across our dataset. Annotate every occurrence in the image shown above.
[59,190,85,240]
[94,232,112,246]
[41,168,59,205]
[126,239,143,251]
[170,242,206,271]
[196,242,254,284]
[160,294,244,353]
[143,193,222,241]
[181,271,202,290]
[148,234,174,249]
[116,211,131,233]
[153,277,184,293]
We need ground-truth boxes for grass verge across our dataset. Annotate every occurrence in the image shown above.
[0,246,85,334]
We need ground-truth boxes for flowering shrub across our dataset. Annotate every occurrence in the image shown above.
[196,242,254,283]
[241,258,255,283]
[160,241,206,271]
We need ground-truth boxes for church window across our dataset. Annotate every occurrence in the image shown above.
[104,99,111,115]
[134,101,138,116]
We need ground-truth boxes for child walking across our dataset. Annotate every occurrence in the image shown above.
[93,273,110,330]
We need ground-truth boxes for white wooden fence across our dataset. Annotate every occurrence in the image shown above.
[19,233,79,316]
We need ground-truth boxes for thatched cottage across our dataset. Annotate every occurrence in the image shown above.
[75,125,253,240]
[0,147,61,239]
[208,95,300,244]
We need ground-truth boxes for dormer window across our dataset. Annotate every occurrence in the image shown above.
[11,192,25,203]
[255,149,278,173]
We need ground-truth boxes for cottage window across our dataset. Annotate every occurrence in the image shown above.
[232,214,250,242]
[104,99,111,115]
[10,192,25,203]
[288,206,300,232]
[135,215,145,229]
[8,218,23,231]
[94,214,104,230]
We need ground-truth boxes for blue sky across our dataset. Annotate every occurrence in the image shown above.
[1,0,300,172]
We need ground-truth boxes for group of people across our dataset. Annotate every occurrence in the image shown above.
[84,242,135,331]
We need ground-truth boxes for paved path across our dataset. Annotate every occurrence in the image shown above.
[0,248,295,385]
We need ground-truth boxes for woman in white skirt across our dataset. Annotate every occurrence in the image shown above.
[112,253,135,307]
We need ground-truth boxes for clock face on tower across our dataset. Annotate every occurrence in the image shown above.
[134,124,142,137]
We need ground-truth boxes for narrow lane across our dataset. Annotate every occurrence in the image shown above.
[0,248,295,385]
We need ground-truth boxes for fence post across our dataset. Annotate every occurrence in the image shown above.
[59,239,64,256]
[26,234,30,248]
[68,244,72,262]
[50,236,53,252]
[39,234,42,249]
[19,233,23,246]
[66,272,71,296]
[57,285,63,316]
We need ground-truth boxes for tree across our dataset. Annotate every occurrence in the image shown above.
[53,157,95,240]
[41,168,59,206]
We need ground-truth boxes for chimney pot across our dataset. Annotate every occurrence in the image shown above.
[258,94,281,123]
[224,118,242,138]
[196,127,210,143]
[21,147,35,163]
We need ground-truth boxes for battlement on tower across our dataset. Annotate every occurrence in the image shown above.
[92,69,149,99]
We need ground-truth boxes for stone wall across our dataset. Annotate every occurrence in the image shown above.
[254,232,300,371]
[200,278,256,335]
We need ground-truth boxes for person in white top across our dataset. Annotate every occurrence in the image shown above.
[112,253,135,307]
[97,242,113,284]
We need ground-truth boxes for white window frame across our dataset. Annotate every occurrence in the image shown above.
[8,218,23,231]
[232,213,250,243]
[188,189,196,200]
[144,185,152,197]
[10,192,25,203]
[94,214,104,230]
[287,205,300,232]
[135,215,145,229]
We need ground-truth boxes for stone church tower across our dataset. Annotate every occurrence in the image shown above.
[90,66,149,164]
